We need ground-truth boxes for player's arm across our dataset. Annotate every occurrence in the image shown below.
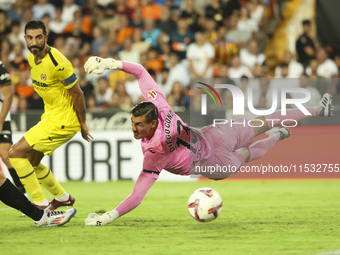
[67,83,93,142]
[85,171,157,226]
[84,57,163,99]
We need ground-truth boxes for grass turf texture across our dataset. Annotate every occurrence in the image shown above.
[0,180,339,255]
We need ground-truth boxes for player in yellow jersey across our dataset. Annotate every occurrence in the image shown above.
[8,20,93,210]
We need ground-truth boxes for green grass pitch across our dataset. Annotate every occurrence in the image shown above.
[1,180,339,255]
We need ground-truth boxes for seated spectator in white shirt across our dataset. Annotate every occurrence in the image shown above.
[118,37,140,63]
[248,0,264,25]
[187,30,215,78]
[240,39,265,71]
[237,6,258,37]
[95,77,114,107]
[275,50,304,78]
[49,6,67,34]
[306,48,339,78]
[229,54,253,79]
[61,0,81,24]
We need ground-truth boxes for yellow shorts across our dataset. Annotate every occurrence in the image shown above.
[24,122,76,156]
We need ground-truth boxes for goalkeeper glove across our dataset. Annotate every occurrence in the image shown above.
[84,56,117,74]
[84,211,117,226]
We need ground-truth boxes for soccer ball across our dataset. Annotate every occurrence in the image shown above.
[187,187,223,222]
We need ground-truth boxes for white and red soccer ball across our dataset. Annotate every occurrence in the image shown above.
[187,187,223,222]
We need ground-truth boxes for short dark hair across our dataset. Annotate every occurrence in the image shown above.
[25,20,47,35]
[280,63,289,68]
[302,19,311,26]
[131,101,158,124]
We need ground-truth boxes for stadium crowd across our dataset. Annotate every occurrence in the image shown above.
[0,0,339,114]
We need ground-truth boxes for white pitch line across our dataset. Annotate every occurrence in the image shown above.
[315,249,340,255]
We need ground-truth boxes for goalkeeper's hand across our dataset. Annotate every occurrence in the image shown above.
[84,56,117,75]
[84,211,115,226]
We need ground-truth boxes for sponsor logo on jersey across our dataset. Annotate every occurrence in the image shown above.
[40,73,47,81]
[148,90,157,100]
[32,79,48,87]
[57,67,64,71]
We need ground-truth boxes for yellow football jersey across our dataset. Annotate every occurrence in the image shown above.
[28,47,81,134]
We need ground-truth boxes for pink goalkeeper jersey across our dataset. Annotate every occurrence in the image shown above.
[122,61,210,179]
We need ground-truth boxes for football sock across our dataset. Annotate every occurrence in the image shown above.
[34,199,49,206]
[265,107,316,129]
[9,158,46,203]
[34,163,65,198]
[55,192,70,202]
[0,179,44,221]
[248,135,278,162]
[8,168,26,193]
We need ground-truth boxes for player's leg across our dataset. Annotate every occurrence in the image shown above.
[8,136,48,207]
[0,142,26,193]
[29,150,75,210]
[252,93,333,137]
[0,171,77,226]
[0,171,43,220]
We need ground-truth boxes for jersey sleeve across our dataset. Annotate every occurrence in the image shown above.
[54,61,78,90]
[121,61,169,108]
[0,63,11,87]
[142,152,167,179]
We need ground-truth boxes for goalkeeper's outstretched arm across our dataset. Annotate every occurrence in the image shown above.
[85,172,157,226]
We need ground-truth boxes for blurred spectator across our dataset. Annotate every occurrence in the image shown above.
[32,0,55,20]
[118,37,140,63]
[16,71,34,99]
[97,3,118,30]
[27,92,44,110]
[64,10,92,36]
[290,74,320,107]
[248,0,264,25]
[42,14,58,46]
[6,0,24,22]
[157,68,170,94]
[187,30,215,78]
[228,54,253,79]
[49,6,67,34]
[130,7,144,28]
[221,0,241,19]
[167,52,190,90]
[52,36,70,58]
[212,25,238,65]
[110,82,133,111]
[125,74,142,104]
[9,42,29,71]
[62,0,81,23]
[146,48,164,73]
[205,0,225,26]
[226,14,251,45]
[115,0,133,17]
[86,93,100,113]
[64,18,92,56]
[156,6,176,34]
[204,18,218,42]
[106,29,122,56]
[239,39,265,71]
[78,68,94,99]
[8,21,22,46]
[169,15,194,60]
[167,81,190,111]
[95,77,113,108]
[306,48,339,79]
[18,97,28,113]
[275,50,304,78]
[0,39,11,62]
[179,0,202,33]
[296,20,315,68]
[91,26,106,55]
[132,28,150,53]
[142,0,162,20]
[0,10,11,41]
[19,9,33,35]
[143,18,161,48]
[117,14,133,45]
[237,6,258,38]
